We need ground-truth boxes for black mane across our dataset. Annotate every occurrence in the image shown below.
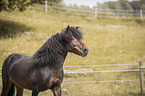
[32,33,66,67]
[31,27,82,67]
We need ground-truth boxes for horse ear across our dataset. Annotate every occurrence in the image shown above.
[67,25,69,31]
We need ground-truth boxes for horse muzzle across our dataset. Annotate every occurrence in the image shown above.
[81,47,88,57]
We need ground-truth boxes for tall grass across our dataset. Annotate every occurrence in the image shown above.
[0,5,145,96]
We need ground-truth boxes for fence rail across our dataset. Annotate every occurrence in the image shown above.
[64,69,140,74]
[63,79,139,84]
[64,63,138,68]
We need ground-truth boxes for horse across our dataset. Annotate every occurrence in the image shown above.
[1,25,88,96]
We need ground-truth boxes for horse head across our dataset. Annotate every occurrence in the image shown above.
[61,25,88,57]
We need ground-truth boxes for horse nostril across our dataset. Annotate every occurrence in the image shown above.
[84,48,88,52]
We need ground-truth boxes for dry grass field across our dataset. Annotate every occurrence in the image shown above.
[0,5,145,96]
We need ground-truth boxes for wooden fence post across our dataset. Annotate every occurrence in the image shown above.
[95,7,97,19]
[45,0,47,13]
[140,9,143,21]
[139,62,144,95]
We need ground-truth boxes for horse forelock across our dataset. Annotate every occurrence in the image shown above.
[69,27,83,40]
[61,27,83,41]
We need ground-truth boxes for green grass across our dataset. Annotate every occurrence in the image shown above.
[0,5,145,96]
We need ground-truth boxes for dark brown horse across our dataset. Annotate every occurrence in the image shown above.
[1,25,88,96]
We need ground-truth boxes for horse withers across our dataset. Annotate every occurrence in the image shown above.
[1,25,88,96]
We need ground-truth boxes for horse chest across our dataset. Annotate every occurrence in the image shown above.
[33,68,63,91]
[47,69,63,86]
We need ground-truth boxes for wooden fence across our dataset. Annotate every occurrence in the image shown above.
[37,1,145,21]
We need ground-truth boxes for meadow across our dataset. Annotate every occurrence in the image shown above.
[0,5,145,96]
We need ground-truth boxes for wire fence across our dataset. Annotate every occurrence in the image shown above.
[33,2,145,20]
[63,63,141,85]
[0,62,142,95]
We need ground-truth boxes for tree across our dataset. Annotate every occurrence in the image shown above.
[140,0,145,10]
[130,0,145,10]
[0,0,28,11]
[0,0,62,11]
[130,1,140,10]
[97,2,117,9]
[116,0,133,10]
[97,0,140,10]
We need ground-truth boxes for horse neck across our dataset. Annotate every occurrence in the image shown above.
[31,34,68,68]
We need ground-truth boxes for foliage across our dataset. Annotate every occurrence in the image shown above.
[98,0,145,10]
[0,0,62,11]
[0,0,29,11]
[116,0,133,10]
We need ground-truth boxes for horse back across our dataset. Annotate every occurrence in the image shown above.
[3,53,28,65]
[2,53,29,74]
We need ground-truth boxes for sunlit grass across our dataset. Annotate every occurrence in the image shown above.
[1,7,145,65]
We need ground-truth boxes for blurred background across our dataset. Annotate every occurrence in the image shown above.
[0,0,145,96]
